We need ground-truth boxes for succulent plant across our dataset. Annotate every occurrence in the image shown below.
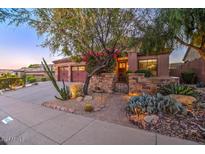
[126,93,187,115]
[84,102,94,112]
[159,83,197,97]
[42,58,70,101]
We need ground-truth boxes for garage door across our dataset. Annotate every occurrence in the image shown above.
[71,66,87,82]
[58,66,69,81]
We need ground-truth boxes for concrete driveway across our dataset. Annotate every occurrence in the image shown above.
[0,82,199,145]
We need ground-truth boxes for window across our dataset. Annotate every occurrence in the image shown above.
[138,59,157,76]
[119,62,126,69]
[79,66,85,71]
[72,66,85,71]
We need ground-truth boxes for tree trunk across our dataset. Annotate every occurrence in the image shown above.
[83,75,92,95]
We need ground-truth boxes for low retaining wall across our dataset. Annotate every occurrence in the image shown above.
[128,73,180,95]
[88,73,115,94]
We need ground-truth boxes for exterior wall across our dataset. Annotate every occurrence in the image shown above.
[157,54,169,76]
[170,58,205,83]
[128,52,138,72]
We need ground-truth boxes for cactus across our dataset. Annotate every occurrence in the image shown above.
[84,102,94,112]
[41,58,70,101]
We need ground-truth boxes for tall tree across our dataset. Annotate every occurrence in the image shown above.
[140,8,205,60]
[0,8,141,95]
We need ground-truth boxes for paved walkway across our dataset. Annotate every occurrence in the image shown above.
[0,82,199,145]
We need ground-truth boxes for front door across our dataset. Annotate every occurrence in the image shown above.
[118,61,128,82]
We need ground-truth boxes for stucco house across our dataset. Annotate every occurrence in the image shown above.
[53,51,170,83]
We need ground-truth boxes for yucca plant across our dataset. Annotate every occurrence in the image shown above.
[42,58,70,101]
[159,83,197,97]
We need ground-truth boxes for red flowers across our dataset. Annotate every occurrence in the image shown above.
[82,49,127,62]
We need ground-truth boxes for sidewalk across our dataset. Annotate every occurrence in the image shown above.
[0,82,200,145]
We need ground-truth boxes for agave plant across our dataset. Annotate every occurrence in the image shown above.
[126,93,187,115]
[42,58,70,101]
[159,83,197,96]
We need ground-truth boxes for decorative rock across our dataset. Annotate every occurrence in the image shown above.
[76,96,83,102]
[169,94,197,106]
[190,129,198,136]
[144,115,159,124]
[60,107,67,111]
[0,90,3,95]
[84,95,93,101]
[68,108,75,113]
[94,107,101,112]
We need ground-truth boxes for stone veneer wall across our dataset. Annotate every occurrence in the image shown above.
[128,73,180,95]
[88,73,115,94]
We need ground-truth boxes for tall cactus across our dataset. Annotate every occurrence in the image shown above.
[41,58,70,101]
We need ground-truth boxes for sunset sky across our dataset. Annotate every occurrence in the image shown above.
[0,22,186,69]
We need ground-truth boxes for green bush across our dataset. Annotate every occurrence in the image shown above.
[0,77,24,90]
[135,69,153,77]
[181,70,197,84]
[41,77,47,82]
[159,83,197,97]
[26,76,37,83]
[126,70,133,74]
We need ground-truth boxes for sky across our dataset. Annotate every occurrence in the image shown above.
[0,22,187,69]
[0,23,63,69]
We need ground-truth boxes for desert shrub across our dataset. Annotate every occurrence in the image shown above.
[159,83,197,97]
[69,84,83,98]
[41,77,47,82]
[125,93,187,115]
[26,76,37,83]
[181,70,197,84]
[126,70,133,74]
[84,102,94,112]
[0,77,23,90]
[135,69,153,77]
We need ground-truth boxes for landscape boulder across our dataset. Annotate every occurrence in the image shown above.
[169,94,197,106]
[84,95,93,101]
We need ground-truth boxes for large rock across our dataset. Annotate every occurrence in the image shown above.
[169,94,197,106]
[84,95,93,101]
